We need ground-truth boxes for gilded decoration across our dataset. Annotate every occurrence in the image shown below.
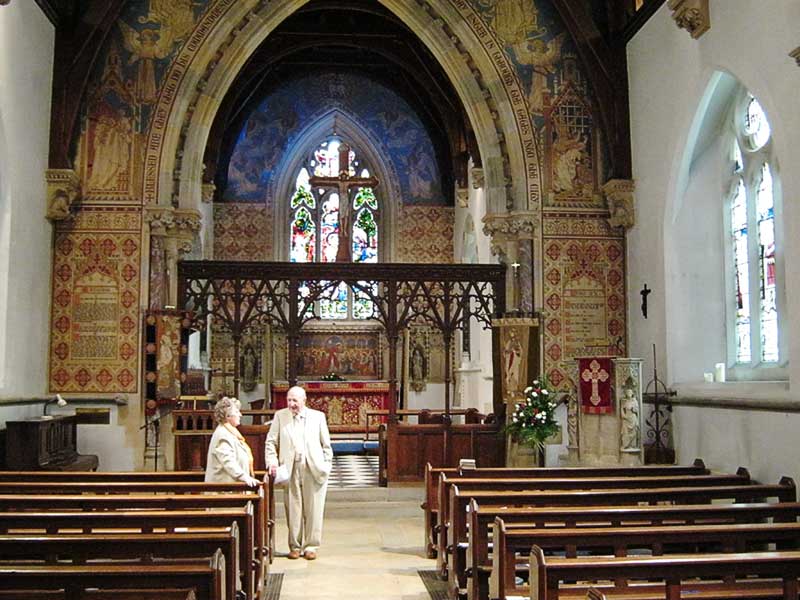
[213,203,272,261]
[603,179,636,230]
[49,207,142,393]
[296,328,383,380]
[396,206,454,263]
[541,216,626,397]
[45,169,81,222]
[667,0,710,39]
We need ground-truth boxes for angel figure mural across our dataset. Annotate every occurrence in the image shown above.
[138,0,197,43]
[511,33,567,113]
[478,0,544,45]
[119,21,175,104]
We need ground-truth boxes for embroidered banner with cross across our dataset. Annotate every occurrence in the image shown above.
[578,357,613,414]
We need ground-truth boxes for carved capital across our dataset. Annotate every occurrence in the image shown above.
[667,0,710,39]
[603,178,636,230]
[144,206,175,236]
[790,47,800,67]
[45,169,80,222]
[471,167,484,189]
[455,186,469,208]
[201,182,216,204]
[145,206,201,255]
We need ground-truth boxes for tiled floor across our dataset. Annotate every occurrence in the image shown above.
[271,497,432,600]
[329,454,379,488]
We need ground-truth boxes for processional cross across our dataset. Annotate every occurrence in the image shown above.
[308,143,379,262]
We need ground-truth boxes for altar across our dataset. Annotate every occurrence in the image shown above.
[271,381,391,432]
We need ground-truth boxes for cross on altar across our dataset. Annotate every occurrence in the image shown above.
[581,359,609,406]
[309,143,379,262]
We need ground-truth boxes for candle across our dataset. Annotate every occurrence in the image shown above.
[714,362,726,383]
[703,372,714,383]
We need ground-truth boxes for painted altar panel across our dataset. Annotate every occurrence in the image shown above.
[542,214,626,396]
[296,330,382,380]
[49,207,141,393]
[396,206,454,263]
[271,381,390,429]
[213,203,273,261]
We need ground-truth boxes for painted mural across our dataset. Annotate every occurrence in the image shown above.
[214,203,273,261]
[296,330,382,380]
[49,207,141,393]
[396,206,455,263]
[222,72,445,207]
[470,0,605,207]
[77,0,207,200]
[542,215,626,394]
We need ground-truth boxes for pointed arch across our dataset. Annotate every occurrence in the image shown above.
[269,109,402,262]
[144,0,532,220]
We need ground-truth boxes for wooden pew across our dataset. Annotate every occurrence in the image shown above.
[422,460,710,557]
[444,479,797,590]
[0,528,239,600]
[468,500,800,600]
[0,473,277,566]
[529,546,800,600]
[491,520,800,600]
[0,548,226,600]
[0,509,254,600]
[437,470,749,566]
[439,471,763,577]
[0,479,271,577]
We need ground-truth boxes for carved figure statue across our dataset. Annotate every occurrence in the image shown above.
[411,345,425,381]
[567,395,578,448]
[241,345,257,393]
[620,387,640,450]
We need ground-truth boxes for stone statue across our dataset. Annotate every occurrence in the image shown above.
[411,345,425,381]
[241,344,257,393]
[620,386,640,450]
[567,394,578,448]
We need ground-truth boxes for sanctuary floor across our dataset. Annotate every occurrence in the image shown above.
[272,495,431,599]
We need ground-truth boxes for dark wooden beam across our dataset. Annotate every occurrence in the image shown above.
[550,0,632,180]
[33,0,78,29]
[623,0,669,43]
[48,0,127,169]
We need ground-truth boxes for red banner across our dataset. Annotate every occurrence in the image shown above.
[578,357,613,414]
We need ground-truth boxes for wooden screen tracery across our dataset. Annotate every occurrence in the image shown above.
[178,261,505,419]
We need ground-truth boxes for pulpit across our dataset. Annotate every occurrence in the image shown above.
[271,381,391,433]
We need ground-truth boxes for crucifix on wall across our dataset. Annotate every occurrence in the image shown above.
[309,142,379,262]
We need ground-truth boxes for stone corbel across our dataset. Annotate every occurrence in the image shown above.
[471,167,484,190]
[45,169,80,222]
[603,179,636,230]
[790,47,800,67]
[201,182,216,204]
[667,0,710,39]
[455,186,469,208]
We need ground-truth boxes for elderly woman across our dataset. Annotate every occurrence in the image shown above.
[204,397,260,487]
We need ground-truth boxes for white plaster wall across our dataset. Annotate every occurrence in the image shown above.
[627,1,800,478]
[0,2,54,401]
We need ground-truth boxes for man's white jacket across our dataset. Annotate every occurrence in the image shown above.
[265,407,333,485]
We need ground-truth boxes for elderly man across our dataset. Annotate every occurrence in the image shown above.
[265,385,333,560]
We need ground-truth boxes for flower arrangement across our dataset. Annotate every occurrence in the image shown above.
[321,372,344,381]
[504,378,559,450]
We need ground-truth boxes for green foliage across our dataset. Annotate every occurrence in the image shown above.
[291,185,316,209]
[354,187,377,210]
[503,377,559,451]
[355,208,377,238]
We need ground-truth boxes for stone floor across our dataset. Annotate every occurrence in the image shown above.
[271,490,433,600]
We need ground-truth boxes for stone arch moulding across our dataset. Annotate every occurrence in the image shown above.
[269,109,403,262]
[142,0,541,223]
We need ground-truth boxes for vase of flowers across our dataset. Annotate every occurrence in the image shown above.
[504,378,559,465]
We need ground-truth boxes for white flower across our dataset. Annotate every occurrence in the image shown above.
[542,389,549,395]
[524,386,533,393]
[549,402,556,408]
[512,417,518,423]
[532,380,540,386]
[531,392,538,397]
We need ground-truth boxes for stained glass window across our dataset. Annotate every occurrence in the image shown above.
[726,93,781,367]
[289,138,379,320]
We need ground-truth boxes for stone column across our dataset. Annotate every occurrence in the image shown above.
[483,210,540,313]
[145,207,202,309]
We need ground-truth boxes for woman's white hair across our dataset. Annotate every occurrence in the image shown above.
[213,396,241,424]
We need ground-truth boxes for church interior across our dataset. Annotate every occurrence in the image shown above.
[0,0,799,598]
